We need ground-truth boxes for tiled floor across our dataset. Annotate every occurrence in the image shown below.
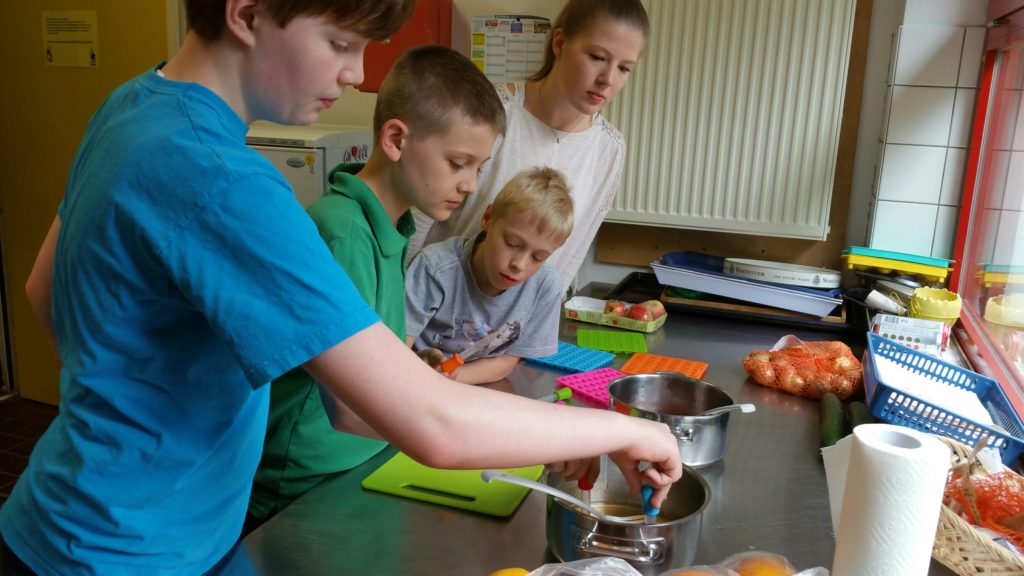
[0,396,58,507]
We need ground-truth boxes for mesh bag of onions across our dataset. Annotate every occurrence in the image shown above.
[742,335,863,400]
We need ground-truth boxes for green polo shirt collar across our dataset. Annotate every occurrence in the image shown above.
[326,163,416,255]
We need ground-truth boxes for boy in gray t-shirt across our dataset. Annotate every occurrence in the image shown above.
[406,167,572,384]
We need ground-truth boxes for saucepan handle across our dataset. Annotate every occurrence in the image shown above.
[670,423,698,443]
[572,528,665,565]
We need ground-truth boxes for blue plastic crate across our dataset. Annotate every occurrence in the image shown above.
[526,341,615,373]
[863,332,1024,465]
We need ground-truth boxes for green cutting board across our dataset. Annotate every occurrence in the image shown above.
[361,452,543,517]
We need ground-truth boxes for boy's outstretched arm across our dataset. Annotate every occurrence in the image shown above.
[26,217,61,358]
[451,354,520,385]
[303,323,682,508]
[315,385,385,440]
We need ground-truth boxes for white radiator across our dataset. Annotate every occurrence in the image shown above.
[603,0,857,240]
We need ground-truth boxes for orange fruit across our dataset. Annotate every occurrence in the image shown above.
[729,556,796,576]
[487,569,529,576]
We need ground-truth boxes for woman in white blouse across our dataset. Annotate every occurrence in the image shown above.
[408,0,650,291]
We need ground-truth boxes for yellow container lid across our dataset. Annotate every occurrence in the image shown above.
[984,294,1024,328]
[841,253,950,283]
[978,270,1024,287]
[909,287,962,326]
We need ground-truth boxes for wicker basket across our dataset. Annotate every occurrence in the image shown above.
[932,437,1024,575]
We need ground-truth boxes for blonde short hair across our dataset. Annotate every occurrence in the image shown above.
[490,167,574,242]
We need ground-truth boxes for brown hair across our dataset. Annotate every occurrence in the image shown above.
[529,0,650,81]
[184,0,414,43]
[374,45,507,140]
[491,167,574,243]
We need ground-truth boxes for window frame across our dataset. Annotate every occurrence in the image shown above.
[950,2,1024,415]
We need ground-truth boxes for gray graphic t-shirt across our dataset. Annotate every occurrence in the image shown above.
[405,235,562,360]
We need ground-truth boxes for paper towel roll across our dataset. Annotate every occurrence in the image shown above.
[828,424,951,576]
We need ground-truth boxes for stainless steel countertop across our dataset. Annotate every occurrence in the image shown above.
[234,286,958,575]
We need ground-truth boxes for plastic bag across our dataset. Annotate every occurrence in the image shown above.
[742,335,862,400]
[718,551,829,575]
[526,557,643,576]
[662,551,830,576]
[659,565,737,575]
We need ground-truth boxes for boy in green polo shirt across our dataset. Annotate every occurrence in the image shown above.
[246,45,506,529]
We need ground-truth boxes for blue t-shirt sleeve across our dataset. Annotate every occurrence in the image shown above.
[165,174,380,385]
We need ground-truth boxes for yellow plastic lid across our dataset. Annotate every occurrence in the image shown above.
[841,253,950,283]
[909,287,962,326]
[984,294,1024,328]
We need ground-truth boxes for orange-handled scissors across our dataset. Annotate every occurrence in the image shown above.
[439,321,521,375]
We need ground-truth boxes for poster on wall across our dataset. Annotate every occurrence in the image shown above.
[471,15,550,83]
[41,11,100,68]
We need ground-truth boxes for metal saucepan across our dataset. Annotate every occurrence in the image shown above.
[609,371,748,467]
[545,458,710,575]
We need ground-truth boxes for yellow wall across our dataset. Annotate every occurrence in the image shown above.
[0,0,509,403]
[0,1,169,404]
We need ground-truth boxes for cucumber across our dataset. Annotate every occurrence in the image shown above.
[820,392,848,448]
[847,400,873,432]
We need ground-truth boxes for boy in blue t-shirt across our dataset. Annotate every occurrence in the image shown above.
[247,45,506,529]
[4,0,682,572]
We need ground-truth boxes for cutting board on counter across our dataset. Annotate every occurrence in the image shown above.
[361,452,543,517]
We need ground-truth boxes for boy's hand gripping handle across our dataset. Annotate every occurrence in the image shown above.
[439,354,465,375]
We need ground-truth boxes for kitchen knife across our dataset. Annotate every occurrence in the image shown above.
[440,321,521,375]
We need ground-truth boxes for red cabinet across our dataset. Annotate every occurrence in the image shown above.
[358,0,452,93]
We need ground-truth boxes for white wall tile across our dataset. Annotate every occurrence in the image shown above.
[932,205,960,259]
[994,210,1024,265]
[870,200,939,255]
[1004,151,1024,210]
[895,26,964,87]
[886,86,956,145]
[878,144,946,202]
[949,88,977,147]
[904,0,987,26]
[958,27,986,88]
[940,147,967,205]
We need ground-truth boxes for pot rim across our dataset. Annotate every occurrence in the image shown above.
[545,465,712,527]
[608,371,736,423]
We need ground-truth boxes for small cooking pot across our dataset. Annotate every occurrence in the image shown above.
[545,461,710,575]
[609,372,736,467]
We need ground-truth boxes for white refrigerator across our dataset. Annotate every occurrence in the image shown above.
[246,122,373,208]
